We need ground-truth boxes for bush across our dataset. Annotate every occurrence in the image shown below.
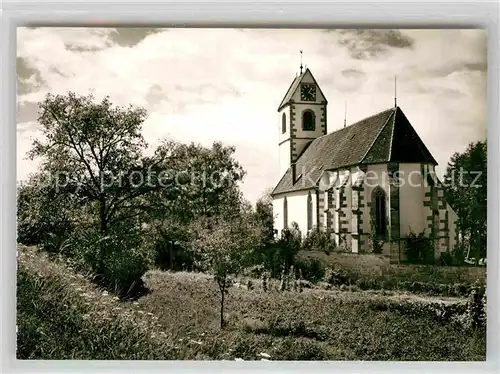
[145,219,196,271]
[301,227,336,253]
[369,214,385,254]
[294,256,325,283]
[404,230,434,264]
[323,267,350,286]
[17,177,83,251]
[68,226,152,297]
[261,223,302,278]
[439,244,466,267]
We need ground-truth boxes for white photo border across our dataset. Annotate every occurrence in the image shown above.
[1,1,498,373]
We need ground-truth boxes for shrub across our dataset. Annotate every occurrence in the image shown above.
[323,267,350,286]
[145,219,196,271]
[465,287,486,329]
[277,223,302,269]
[438,252,454,266]
[369,214,385,254]
[439,244,466,267]
[17,178,75,248]
[68,226,152,297]
[301,227,336,253]
[452,244,466,266]
[404,230,434,264]
[294,256,325,283]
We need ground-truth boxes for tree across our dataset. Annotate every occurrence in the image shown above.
[148,140,246,224]
[28,92,169,235]
[254,189,275,245]
[444,141,487,261]
[142,140,248,270]
[190,214,262,328]
[17,174,76,249]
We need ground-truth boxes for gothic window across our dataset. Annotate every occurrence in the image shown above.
[307,192,313,231]
[372,187,387,237]
[302,110,315,131]
[283,196,288,229]
[281,112,286,134]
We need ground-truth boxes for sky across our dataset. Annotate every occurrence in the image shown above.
[17,28,487,204]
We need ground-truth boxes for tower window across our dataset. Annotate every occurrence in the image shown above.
[281,112,286,134]
[372,187,387,238]
[302,110,315,131]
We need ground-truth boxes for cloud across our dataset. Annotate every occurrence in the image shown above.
[16,57,46,95]
[108,28,165,47]
[341,68,365,79]
[335,29,414,60]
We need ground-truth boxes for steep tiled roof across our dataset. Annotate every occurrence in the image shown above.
[272,106,437,195]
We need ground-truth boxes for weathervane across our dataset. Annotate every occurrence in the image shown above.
[300,50,303,74]
[394,75,397,107]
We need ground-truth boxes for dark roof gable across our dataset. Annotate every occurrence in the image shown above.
[272,106,438,195]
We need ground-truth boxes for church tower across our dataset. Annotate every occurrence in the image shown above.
[277,67,328,177]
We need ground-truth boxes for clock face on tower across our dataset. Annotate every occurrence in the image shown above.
[300,84,316,101]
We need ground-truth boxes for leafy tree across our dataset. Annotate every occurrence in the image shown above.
[148,140,246,224]
[27,92,169,235]
[444,141,487,261]
[190,214,262,328]
[142,140,248,269]
[17,173,87,251]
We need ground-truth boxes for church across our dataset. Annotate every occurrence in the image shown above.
[270,67,458,263]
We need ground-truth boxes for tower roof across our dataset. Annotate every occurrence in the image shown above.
[271,106,437,195]
[277,68,328,111]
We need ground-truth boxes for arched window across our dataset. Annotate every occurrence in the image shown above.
[372,187,387,238]
[281,112,287,134]
[307,191,313,231]
[302,110,315,131]
[283,196,288,229]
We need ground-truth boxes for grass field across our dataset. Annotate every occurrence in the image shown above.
[17,246,486,361]
[296,250,486,285]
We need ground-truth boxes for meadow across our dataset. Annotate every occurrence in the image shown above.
[17,245,486,361]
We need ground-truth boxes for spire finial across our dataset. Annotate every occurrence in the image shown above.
[344,102,347,128]
[394,75,397,107]
[300,50,303,74]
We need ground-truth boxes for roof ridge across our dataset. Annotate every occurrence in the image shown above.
[387,107,397,161]
[360,107,396,164]
[317,106,395,140]
[277,71,306,111]
[277,76,298,111]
